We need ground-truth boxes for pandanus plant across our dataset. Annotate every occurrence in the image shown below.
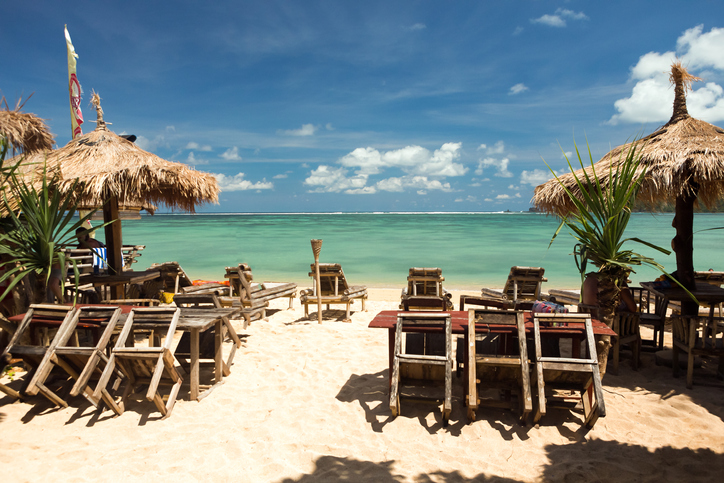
[546,138,671,372]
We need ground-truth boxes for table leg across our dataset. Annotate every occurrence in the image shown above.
[215,319,223,383]
[190,328,200,401]
[388,328,394,390]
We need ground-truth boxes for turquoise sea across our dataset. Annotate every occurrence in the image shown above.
[95,212,724,290]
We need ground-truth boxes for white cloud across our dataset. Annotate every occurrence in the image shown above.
[221,146,242,161]
[455,195,477,203]
[521,169,555,186]
[280,123,317,136]
[478,141,505,155]
[531,9,588,28]
[476,157,513,178]
[305,142,465,194]
[495,193,522,200]
[610,26,724,124]
[273,173,288,179]
[513,26,524,36]
[187,152,208,165]
[185,142,212,151]
[406,23,426,31]
[509,83,529,95]
[214,173,273,191]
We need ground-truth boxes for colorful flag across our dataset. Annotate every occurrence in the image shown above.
[65,25,83,139]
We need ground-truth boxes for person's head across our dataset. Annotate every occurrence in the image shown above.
[76,227,90,242]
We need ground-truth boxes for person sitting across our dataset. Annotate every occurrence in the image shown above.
[582,273,637,313]
[76,228,105,250]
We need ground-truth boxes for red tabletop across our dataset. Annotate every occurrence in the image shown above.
[368,310,616,337]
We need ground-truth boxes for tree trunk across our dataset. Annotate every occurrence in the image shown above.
[673,189,698,316]
[593,270,627,378]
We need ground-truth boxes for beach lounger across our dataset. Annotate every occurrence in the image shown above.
[299,263,367,322]
[149,261,194,294]
[399,267,453,311]
[480,266,547,303]
[26,306,126,412]
[390,312,453,426]
[466,309,532,424]
[223,263,297,310]
[671,315,724,388]
[1,305,77,405]
[94,307,185,418]
[532,313,605,428]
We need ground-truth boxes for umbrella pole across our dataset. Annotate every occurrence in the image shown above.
[103,195,124,299]
[311,239,323,324]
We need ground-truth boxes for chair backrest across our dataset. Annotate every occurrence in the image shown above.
[533,312,596,360]
[225,263,252,297]
[173,293,222,308]
[672,315,723,351]
[577,303,600,319]
[406,267,444,296]
[309,263,349,295]
[59,306,124,350]
[503,266,547,302]
[2,305,77,357]
[115,307,181,350]
[469,308,520,326]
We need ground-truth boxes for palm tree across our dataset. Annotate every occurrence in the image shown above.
[545,139,671,373]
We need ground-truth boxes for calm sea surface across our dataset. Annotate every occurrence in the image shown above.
[95,212,724,290]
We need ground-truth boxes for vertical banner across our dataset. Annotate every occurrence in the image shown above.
[65,25,83,139]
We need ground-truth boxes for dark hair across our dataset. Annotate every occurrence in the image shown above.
[76,227,88,236]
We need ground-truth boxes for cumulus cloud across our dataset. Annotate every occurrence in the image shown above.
[475,141,514,177]
[509,83,529,95]
[304,143,465,194]
[478,141,505,155]
[221,147,242,161]
[531,9,588,28]
[213,173,273,191]
[273,173,288,179]
[521,169,554,186]
[495,193,522,200]
[609,25,724,124]
[280,123,317,136]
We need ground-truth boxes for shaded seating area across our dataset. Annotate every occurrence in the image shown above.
[94,307,185,418]
[466,308,532,423]
[629,286,668,351]
[532,313,605,428]
[399,267,453,311]
[390,312,452,426]
[300,263,367,322]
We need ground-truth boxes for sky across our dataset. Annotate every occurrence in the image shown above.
[3,1,724,213]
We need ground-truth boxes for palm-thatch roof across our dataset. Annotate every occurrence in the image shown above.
[22,93,219,212]
[533,62,724,217]
[0,96,55,154]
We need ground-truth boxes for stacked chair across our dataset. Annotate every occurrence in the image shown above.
[671,314,724,388]
[299,263,367,322]
[465,308,532,423]
[399,267,453,311]
[389,312,453,426]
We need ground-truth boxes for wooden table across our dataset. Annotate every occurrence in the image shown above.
[369,310,616,386]
[640,281,724,318]
[71,270,161,300]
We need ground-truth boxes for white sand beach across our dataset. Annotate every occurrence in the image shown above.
[2,288,724,482]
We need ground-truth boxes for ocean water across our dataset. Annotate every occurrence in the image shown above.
[95,212,724,290]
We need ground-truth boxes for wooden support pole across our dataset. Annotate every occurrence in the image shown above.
[103,194,124,299]
[311,239,323,324]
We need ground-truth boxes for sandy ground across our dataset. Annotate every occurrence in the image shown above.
[2,288,724,482]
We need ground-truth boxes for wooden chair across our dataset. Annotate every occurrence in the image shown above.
[223,264,297,312]
[299,263,367,322]
[390,312,453,425]
[1,305,77,405]
[466,309,532,424]
[26,306,126,412]
[400,267,453,311]
[532,313,605,428]
[611,311,641,374]
[94,307,184,418]
[481,266,547,303]
[671,315,724,388]
[148,261,194,294]
[630,287,668,351]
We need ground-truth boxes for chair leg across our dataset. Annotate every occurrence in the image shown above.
[612,337,620,376]
[687,353,695,389]
[672,345,680,378]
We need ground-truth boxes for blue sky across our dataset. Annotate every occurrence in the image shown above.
[3,1,724,213]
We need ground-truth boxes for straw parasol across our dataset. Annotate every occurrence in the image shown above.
[533,62,724,315]
[32,92,219,296]
[0,96,55,155]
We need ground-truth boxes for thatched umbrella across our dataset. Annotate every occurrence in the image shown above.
[533,62,724,315]
[32,93,219,297]
[0,96,55,155]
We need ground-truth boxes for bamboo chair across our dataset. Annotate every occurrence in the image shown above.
[671,315,724,388]
[299,263,367,322]
[466,309,532,424]
[630,287,668,351]
[532,313,605,428]
[26,306,126,412]
[389,312,453,425]
[400,267,453,311]
[94,307,184,418]
[481,266,547,303]
[1,305,77,405]
[223,263,297,311]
